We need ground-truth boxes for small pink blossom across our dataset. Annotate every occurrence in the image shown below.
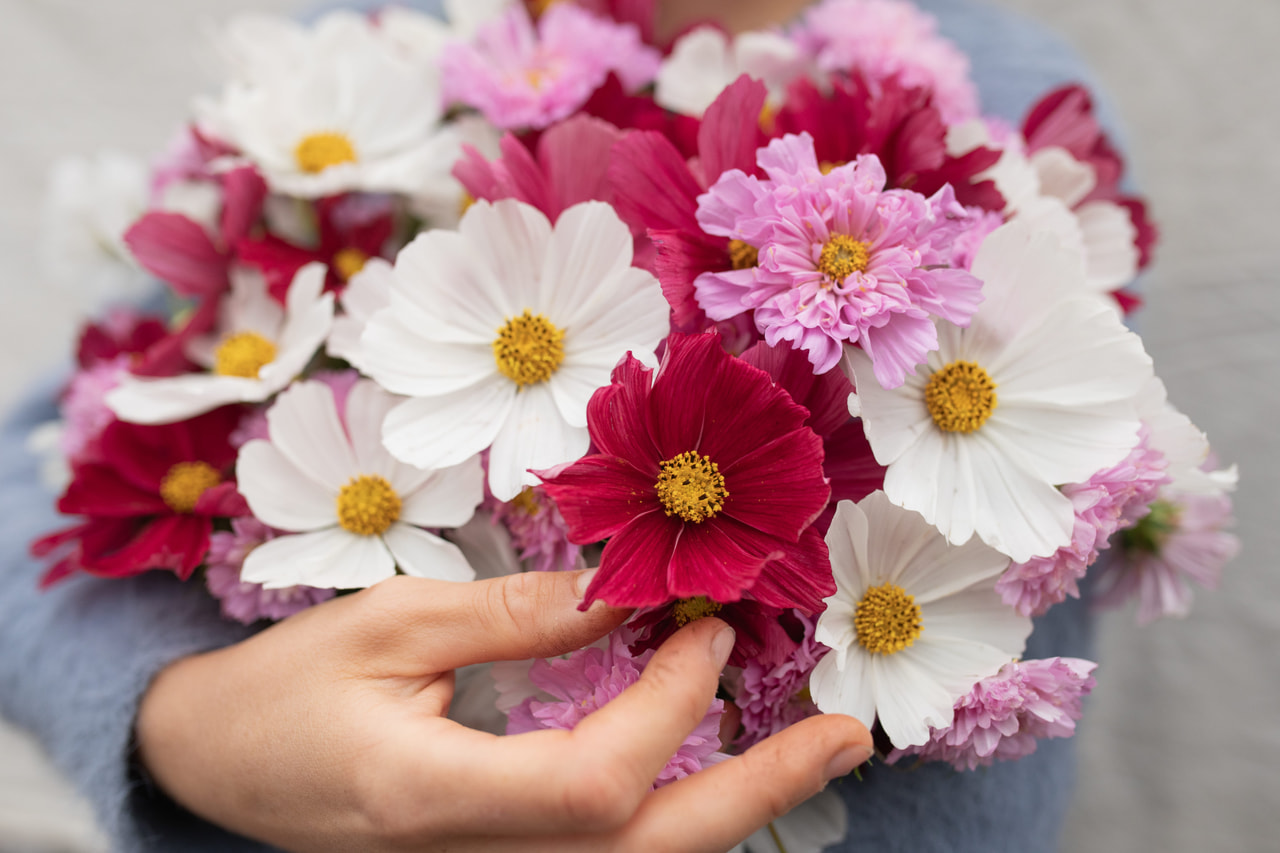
[887,658,1097,771]
[205,516,335,624]
[489,485,582,573]
[60,356,130,463]
[696,133,983,384]
[792,0,979,124]
[729,611,828,749]
[441,4,660,130]
[507,633,726,787]
[997,431,1169,617]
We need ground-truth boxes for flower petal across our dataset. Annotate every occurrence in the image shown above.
[487,384,588,501]
[383,523,476,582]
[242,527,396,590]
[266,381,360,492]
[382,375,513,471]
[235,440,337,532]
[398,456,485,529]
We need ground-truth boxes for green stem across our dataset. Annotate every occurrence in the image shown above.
[767,821,789,853]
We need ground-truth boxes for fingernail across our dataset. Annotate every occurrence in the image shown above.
[709,624,736,666]
[824,744,874,781]
[574,567,598,599]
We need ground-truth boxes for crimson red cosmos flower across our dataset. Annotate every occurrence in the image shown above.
[32,406,247,586]
[540,332,834,612]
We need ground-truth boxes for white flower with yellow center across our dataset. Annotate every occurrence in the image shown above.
[106,263,334,425]
[654,25,805,118]
[844,221,1153,562]
[810,493,1032,749]
[237,379,482,590]
[359,199,670,501]
[198,10,456,199]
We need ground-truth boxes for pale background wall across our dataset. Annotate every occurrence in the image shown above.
[0,0,1275,850]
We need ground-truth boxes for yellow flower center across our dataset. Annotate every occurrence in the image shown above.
[335,474,402,537]
[332,247,368,282]
[819,160,847,175]
[295,131,357,174]
[459,191,476,219]
[159,461,222,514]
[528,0,566,16]
[854,583,923,655]
[924,361,998,434]
[728,239,759,270]
[493,310,566,389]
[673,596,724,626]
[509,486,541,516]
[817,235,872,282]
[655,450,728,524]
[213,331,277,379]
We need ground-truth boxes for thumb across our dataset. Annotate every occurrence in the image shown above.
[350,569,629,672]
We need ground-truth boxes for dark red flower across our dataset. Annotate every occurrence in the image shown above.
[32,406,248,585]
[540,332,834,612]
[626,596,799,668]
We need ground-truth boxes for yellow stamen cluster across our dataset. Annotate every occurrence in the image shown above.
[332,247,369,282]
[213,331,277,379]
[655,451,728,524]
[924,361,998,434]
[854,583,923,655]
[817,235,872,283]
[728,239,760,270]
[818,160,847,175]
[509,486,541,516]
[159,461,222,514]
[672,596,724,626]
[295,131,358,174]
[493,310,567,388]
[336,475,402,537]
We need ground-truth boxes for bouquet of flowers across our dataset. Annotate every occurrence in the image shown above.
[30,0,1239,848]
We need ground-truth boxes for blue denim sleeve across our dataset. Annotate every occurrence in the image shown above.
[823,3,1109,852]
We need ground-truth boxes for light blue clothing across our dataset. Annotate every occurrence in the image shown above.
[0,2,1118,850]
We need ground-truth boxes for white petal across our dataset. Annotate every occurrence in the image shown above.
[842,348,933,465]
[654,27,732,117]
[242,527,396,590]
[963,432,1076,561]
[1078,200,1139,292]
[919,585,1032,653]
[266,381,360,491]
[540,202,636,327]
[808,648,876,731]
[486,385,589,501]
[868,650,958,749]
[392,228,509,342]
[105,374,263,425]
[458,199,552,314]
[383,523,475,582]
[328,257,394,366]
[1030,146,1096,208]
[361,304,498,397]
[399,455,485,528]
[344,379,407,482]
[236,439,337,531]
[382,376,514,471]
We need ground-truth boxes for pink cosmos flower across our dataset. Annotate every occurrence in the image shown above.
[997,430,1170,617]
[696,133,983,384]
[205,516,335,624]
[488,485,581,573]
[729,610,828,749]
[440,4,660,130]
[506,633,725,788]
[59,357,130,464]
[792,0,979,125]
[887,658,1097,771]
[1093,491,1240,625]
[540,332,834,612]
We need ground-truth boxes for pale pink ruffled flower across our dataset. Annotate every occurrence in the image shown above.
[507,634,726,787]
[696,133,983,384]
[489,485,582,573]
[997,430,1169,617]
[729,612,828,749]
[205,516,336,624]
[440,4,660,130]
[1093,491,1240,625]
[792,0,979,124]
[60,356,130,462]
[887,658,1097,771]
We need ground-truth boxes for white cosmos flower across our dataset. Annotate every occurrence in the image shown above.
[655,25,805,118]
[844,221,1152,562]
[360,199,670,501]
[106,263,334,425]
[810,493,1031,749]
[238,379,482,590]
[327,257,393,372]
[198,10,456,199]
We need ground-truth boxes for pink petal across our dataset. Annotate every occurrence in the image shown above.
[697,75,767,182]
[123,211,228,298]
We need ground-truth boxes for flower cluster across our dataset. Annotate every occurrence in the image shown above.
[29,0,1235,831]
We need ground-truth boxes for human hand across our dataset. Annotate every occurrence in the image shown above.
[136,569,873,852]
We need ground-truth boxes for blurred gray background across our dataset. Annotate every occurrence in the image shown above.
[0,0,1275,850]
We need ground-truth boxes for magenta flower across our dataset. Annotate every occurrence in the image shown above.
[997,431,1170,617]
[507,633,725,788]
[696,133,983,385]
[440,4,660,130]
[887,658,1097,771]
[540,332,834,612]
[205,516,335,624]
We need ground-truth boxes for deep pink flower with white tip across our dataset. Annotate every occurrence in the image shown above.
[506,633,725,788]
[887,658,1097,771]
[696,133,983,385]
[539,332,834,613]
[440,4,660,130]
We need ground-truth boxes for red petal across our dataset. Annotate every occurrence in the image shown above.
[59,463,167,518]
[697,75,767,182]
[582,515,682,608]
[585,354,661,468]
[124,211,228,298]
[540,454,659,543]
[607,130,703,234]
[666,518,777,602]
[747,526,834,614]
[649,228,727,330]
[220,166,267,245]
[740,341,854,437]
[540,114,624,213]
[721,428,829,540]
[195,481,249,518]
[88,514,210,581]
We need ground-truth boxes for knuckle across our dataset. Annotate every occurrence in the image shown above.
[637,650,707,722]
[557,759,644,831]
[744,745,813,820]
[480,573,557,648]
